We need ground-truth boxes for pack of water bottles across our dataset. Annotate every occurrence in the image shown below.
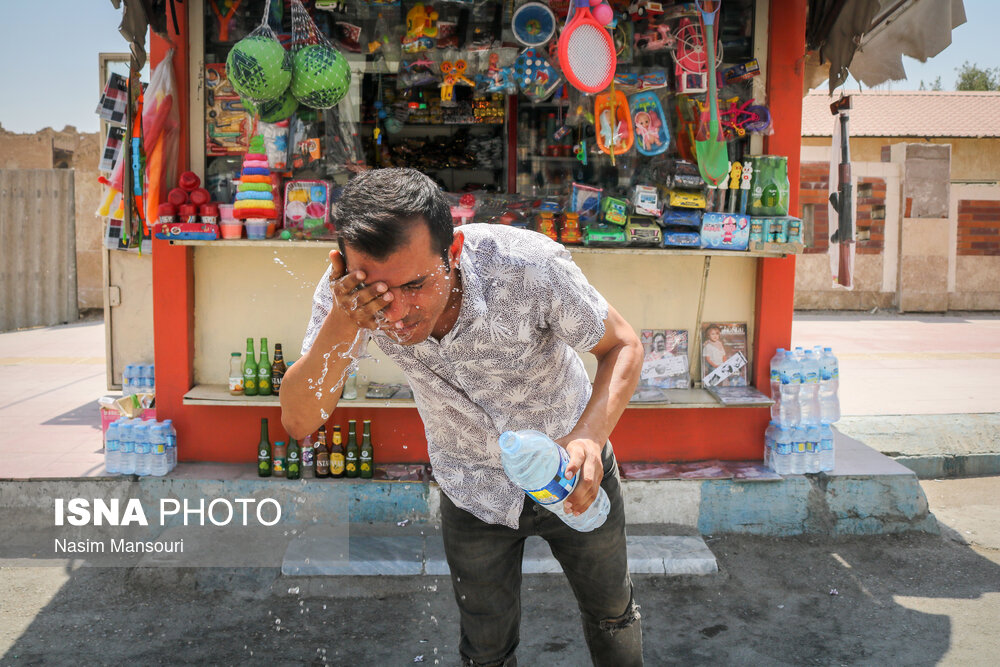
[122,364,156,396]
[766,346,840,475]
[104,418,177,477]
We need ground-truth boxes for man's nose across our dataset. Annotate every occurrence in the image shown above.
[384,288,410,320]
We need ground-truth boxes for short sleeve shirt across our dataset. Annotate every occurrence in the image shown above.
[302,224,609,527]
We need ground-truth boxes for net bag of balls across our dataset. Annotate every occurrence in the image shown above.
[224,0,293,105]
[289,0,352,110]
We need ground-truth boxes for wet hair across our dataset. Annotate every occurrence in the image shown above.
[334,168,453,266]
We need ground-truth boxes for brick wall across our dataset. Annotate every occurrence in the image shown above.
[957,200,1000,256]
[798,162,830,254]
[797,164,885,255]
[855,177,886,255]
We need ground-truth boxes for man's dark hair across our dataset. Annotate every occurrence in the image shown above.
[334,168,453,265]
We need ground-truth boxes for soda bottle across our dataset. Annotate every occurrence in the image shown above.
[345,420,359,478]
[360,419,374,478]
[258,338,272,396]
[286,438,301,480]
[257,417,272,477]
[315,426,331,478]
[271,344,287,396]
[329,425,345,478]
[243,338,259,396]
[498,430,609,532]
[272,440,287,477]
[228,352,244,395]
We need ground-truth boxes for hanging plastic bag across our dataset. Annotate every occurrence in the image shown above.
[225,0,293,104]
[289,0,353,109]
[142,49,181,227]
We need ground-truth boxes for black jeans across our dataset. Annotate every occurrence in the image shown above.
[440,443,643,667]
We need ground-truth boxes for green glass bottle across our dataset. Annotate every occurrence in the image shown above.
[257,417,271,477]
[258,338,272,396]
[286,437,301,480]
[345,420,359,478]
[243,338,258,396]
[360,419,374,479]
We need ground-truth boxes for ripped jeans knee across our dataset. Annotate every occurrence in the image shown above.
[598,595,642,637]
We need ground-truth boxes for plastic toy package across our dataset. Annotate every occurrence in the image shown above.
[283,179,335,239]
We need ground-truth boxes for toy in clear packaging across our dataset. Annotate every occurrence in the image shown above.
[514,47,562,102]
[626,216,662,246]
[632,185,660,217]
[570,183,603,222]
[602,197,628,226]
[402,3,439,52]
[283,180,333,239]
[595,88,633,156]
[629,91,669,156]
[560,212,583,245]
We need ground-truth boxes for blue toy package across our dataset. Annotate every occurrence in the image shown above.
[662,229,701,247]
[660,207,703,229]
[571,183,603,223]
[700,213,750,251]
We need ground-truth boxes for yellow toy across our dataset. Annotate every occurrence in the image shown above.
[405,4,439,46]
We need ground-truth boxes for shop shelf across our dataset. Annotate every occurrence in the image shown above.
[169,239,792,257]
[182,384,417,408]
[183,384,757,409]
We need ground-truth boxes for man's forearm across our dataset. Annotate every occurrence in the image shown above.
[280,311,365,440]
[571,339,643,445]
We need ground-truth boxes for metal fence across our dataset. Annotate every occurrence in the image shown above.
[0,169,78,332]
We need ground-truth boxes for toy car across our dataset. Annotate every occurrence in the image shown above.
[667,189,707,209]
[629,0,665,22]
[634,24,673,51]
[626,216,662,246]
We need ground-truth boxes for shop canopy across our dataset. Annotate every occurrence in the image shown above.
[805,0,966,93]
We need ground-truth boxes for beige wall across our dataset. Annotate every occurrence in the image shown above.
[0,125,104,311]
[192,245,758,387]
[801,136,1000,183]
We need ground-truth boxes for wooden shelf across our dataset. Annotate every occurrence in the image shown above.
[183,384,417,408]
[170,238,791,257]
[183,384,766,409]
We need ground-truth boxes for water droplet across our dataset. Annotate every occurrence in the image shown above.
[288,586,300,594]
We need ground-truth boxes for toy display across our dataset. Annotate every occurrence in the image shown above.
[190,0,798,261]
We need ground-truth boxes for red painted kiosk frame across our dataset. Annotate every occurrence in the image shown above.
[150,1,805,464]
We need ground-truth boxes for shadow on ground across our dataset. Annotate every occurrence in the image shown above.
[3,531,1000,665]
[41,401,103,428]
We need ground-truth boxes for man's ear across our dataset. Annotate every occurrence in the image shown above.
[448,230,465,269]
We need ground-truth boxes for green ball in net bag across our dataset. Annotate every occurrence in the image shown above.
[242,88,298,123]
[291,44,351,109]
[226,35,292,102]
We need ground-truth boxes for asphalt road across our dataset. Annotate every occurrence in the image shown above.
[2,477,999,666]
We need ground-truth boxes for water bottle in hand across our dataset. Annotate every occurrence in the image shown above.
[498,430,610,532]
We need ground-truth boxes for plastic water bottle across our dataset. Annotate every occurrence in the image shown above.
[769,349,785,421]
[798,349,821,426]
[806,424,822,473]
[819,347,841,423]
[122,364,135,395]
[773,425,793,475]
[134,422,151,476]
[778,351,801,426]
[104,421,121,474]
[119,420,136,474]
[820,423,835,472]
[763,421,778,471]
[149,423,168,477]
[148,364,156,393]
[163,419,177,471]
[790,425,807,474]
[498,430,610,532]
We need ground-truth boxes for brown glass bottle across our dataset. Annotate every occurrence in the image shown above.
[329,425,345,478]
[271,343,287,396]
[314,425,330,478]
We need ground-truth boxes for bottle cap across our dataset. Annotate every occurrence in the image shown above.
[232,352,240,356]
[824,347,832,351]
[178,171,201,191]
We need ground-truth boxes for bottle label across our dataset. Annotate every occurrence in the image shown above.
[795,441,806,453]
[330,455,345,474]
[802,370,819,385]
[820,367,833,382]
[289,452,299,462]
[154,444,165,454]
[775,442,792,455]
[259,377,271,391]
[770,368,780,382]
[779,369,800,385]
[346,461,356,473]
[229,377,244,392]
[524,447,576,506]
[821,437,833,451]
[245,377,257,391]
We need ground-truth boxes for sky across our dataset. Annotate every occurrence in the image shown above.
[0,0,995,135]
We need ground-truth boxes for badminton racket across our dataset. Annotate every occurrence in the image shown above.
[557,0,616,94]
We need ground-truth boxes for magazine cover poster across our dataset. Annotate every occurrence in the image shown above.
[701,322,749,387]
[633,329,690,401]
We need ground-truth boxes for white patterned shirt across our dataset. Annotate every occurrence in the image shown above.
[302,223,609,527]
